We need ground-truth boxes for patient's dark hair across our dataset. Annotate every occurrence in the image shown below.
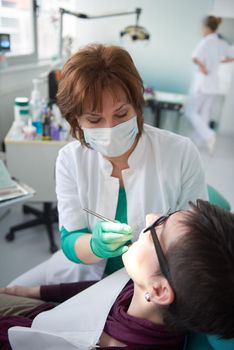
[164,200,234,339]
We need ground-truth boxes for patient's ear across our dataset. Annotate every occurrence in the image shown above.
[150,277,175,306]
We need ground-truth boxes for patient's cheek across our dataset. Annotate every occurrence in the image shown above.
[122,242,137,267]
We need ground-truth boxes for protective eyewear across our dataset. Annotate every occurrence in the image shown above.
[143,209,173,283]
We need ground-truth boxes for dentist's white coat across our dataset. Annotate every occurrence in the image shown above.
[9,124,207,287]
[192,33,233,94]
[186,33,234,146]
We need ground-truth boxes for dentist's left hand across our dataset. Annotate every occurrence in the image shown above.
[90,221,133,259]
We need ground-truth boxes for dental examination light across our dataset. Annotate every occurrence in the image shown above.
[58,7,150,60]
[120,8,150,41]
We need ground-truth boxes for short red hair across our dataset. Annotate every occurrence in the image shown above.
[57,44,145,143]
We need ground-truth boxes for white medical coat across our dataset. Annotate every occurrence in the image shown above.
[57,124,206,234]
[52,124,207,282]
[192,33,234,94]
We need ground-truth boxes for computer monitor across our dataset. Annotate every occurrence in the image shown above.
[0,33,10,52]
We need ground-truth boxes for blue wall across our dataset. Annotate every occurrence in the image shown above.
[68,0,213,94]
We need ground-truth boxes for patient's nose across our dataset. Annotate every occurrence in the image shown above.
[145,213,160,227]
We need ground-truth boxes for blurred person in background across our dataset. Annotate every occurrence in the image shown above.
[186,16,234,154]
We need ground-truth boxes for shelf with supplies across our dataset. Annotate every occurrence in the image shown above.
[9,101,70,144]
[4,124,69,203]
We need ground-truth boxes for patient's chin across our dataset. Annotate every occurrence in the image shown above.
[122,242,135,267]
[122,249,128,263]
[122,246,131,265]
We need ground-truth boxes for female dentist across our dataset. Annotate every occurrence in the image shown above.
[8,44,207,287]
[186,16,234,153]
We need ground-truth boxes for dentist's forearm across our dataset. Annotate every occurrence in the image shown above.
[221,57,234,63]
[75,234,103,264]
[192,57,208,74]
[193,57,203,66]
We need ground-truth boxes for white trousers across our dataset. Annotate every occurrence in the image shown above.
[8,249,106,287]
[186,91,215,144]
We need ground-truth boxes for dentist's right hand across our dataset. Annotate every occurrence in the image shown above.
[90,221,133,259]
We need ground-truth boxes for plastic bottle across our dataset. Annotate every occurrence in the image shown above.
[42,107,51,141]
[29,79,42,121]
[50,116,60,140]
[22,118,36,140]
[59,119,70,141]
[11,120,25,140]
[14,97,29,124]
[52,103,63,125]
[32,98,47,136]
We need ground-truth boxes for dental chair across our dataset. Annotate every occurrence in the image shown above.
[188,333,234,350]
[207,185,231,211]
[7,185,233,350]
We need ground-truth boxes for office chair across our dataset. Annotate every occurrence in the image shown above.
[5,203,58,253]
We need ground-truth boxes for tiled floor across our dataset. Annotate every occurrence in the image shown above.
[0,204,60,286]
[0,112,233,286]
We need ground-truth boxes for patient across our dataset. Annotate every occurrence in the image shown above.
[1,200,234,349]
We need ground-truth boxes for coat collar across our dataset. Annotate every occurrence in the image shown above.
[97,129,146,176]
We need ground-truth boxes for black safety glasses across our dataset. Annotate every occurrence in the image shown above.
[143,210,173,283]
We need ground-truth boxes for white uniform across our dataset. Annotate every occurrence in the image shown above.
[186,33,234,145]
[8,125,207,286]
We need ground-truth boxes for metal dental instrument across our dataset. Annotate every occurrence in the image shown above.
[83,208,115,223]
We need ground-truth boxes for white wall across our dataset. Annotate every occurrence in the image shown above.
[219,68,234,135]
[69,0,213,93]
[68,0,234,136]
[1,0,234,145]
[211,0,234,18]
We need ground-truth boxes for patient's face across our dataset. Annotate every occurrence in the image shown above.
[122,211,187,288]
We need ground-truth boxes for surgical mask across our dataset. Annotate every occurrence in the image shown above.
[82,116,139,157]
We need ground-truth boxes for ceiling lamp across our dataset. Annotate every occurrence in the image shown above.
[59,7,150,59]
[120,8,150,41]
[120,25,150,41]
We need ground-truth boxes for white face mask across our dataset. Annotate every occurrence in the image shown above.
[82,116,139,157]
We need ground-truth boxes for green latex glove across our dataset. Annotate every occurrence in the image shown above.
[90,220,133,259]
